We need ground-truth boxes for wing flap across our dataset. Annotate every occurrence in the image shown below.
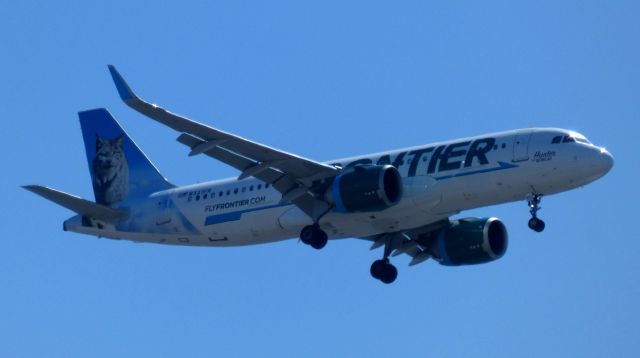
[23,185,128,222]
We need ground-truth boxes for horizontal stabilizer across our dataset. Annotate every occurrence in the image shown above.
[23,185,128,222]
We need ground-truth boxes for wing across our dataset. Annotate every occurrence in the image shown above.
[107,65,337,220]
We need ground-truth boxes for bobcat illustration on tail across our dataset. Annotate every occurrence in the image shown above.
[92,134,129,206]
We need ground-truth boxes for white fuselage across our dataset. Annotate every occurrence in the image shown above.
[65,127,613,246]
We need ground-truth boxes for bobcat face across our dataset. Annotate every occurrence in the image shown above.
[93,134,129,205]
[94,135,125,181]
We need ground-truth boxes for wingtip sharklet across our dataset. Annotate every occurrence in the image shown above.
[107,65,137,102]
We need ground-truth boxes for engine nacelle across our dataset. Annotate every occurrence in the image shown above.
[327,164,403,213]
[434,217,508,266]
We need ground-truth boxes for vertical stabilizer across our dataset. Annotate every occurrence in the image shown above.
[79,108,174,206]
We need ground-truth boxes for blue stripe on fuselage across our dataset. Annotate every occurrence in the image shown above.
[434,161,518,181]
[204,203,291,226]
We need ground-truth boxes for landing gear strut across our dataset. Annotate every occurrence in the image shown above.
[527,193,545,232]
[300,225,328,249]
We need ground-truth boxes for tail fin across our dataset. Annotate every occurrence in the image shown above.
[79,108,174,206]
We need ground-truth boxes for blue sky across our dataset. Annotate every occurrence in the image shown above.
[2,1,638,357]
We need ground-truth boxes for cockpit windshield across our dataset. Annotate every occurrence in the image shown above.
[551,132,591,145]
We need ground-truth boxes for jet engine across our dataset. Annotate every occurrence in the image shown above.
[433,217,508,266]
[327,164,403,213]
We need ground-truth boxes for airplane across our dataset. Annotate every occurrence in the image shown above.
[24,65,614,284]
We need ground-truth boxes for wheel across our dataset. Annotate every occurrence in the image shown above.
[370,259,398,284]
[310,230,328,249]
[300,225,315,245]
[528,217,545,232]
[379,263,398,284]
[300,225,328,249]
[370,259,387,279]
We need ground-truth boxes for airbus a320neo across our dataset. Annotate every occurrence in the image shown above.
[25,66,614,283]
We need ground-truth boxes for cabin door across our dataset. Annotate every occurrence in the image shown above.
[513,130,533,162]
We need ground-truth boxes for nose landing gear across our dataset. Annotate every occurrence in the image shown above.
[527,193,545,232]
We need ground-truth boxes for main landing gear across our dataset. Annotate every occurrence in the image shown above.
[299,224,398,283]
[370,258,398,284]
[300,224,328,250]
[300,224,402,283]
[527,193,546,232]
[370,234,400,284]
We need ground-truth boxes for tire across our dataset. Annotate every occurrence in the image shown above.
[301,225,328,249]
[379,263,398,284]
[528,217,545,232]
[310,229,328,250]
[300,225,315,245]
[370,259,387,279]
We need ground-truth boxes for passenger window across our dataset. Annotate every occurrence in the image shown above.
[242,187,246,193]
[203,194,208,199]
[552,136,562,144]
[196,195,200,201]
[219,191,223,197]
[257,184,262,190]
[501,143,506,149]
[226,190,231,195]
[250,185,254,191]
[265,183,270,188]
[234,188,238,194]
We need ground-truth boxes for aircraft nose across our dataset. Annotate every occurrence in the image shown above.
[589,146,614,177]
[598,147,614,174]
